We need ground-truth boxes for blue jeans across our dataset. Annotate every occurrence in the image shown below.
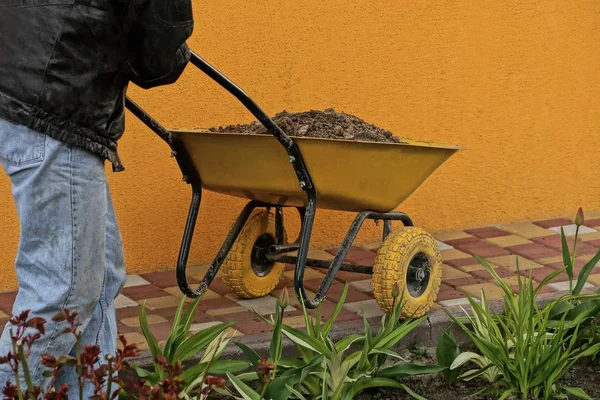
[0,118,127,397]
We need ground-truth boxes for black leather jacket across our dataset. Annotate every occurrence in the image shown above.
[0,0,193,171]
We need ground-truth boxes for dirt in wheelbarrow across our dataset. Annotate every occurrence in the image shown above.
[208,108,406,144]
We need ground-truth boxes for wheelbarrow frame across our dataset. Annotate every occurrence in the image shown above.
[126,51,415,309]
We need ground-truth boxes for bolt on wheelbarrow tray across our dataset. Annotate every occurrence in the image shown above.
[126,50,463,319]
[172,130,460,213]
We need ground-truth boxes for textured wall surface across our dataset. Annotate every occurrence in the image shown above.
[0,0,599,290]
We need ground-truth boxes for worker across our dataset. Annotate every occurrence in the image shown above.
[0,0,193,396]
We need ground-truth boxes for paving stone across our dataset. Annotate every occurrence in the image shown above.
[445,257,480,268]
[121,284,168,301]
[501,222,555,238]
[442,264,470,280]
[549,224,597,237]
[283,315,320,329]
[579,231,600,242]
[548,280,594,291]
[453,241,512,258]
[459,263,487,272]
[237,296,295,315]
[344,299,384,318]
[205,278,232,296]
[436,284,467,301]
[0,311,8,319]
[163,286,220,302]
[520,266,569,282]
[283,268,325,282]
[317,299,362,322]
[189,321,222,332]
[465,227,510,238]
[434,231,472,242]
[486,235,532,247]
[587,274,600,286]
[122,314,167,328]
[531,235,598,255]
[506,243,561,260]
[124,275,151,288]
[116,306,141,320]
[444,277,487,289]
[146,322,175,341]
[115,294,138,309]
[360,241,382,251]
[445,236,480,247]
[144,296,183,311]
[441,249,471,261]
[460,282,508,300]
[349,279,374,293]
[536,256,565,265]
[325,246,376,265]
[534,218,574,229]
[304,279,371,303]
[486,255,543,271]
[122,332,147,348]
[142,270,195,289]
[0,292,17,313]
[470,267,515,281]
[584,218,600,228]
[334,271,373,283]
[206,306,248,316]
[438,297,478,307]
[435,240,454,250]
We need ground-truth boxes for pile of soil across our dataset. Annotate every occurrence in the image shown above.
[208,108,405,144]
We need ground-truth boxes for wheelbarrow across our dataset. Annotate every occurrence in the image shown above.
[126,50,461,318]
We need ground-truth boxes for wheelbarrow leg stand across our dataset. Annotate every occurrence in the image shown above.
[274,210,414,309]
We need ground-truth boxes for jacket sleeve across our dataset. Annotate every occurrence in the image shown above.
[125,0,194,89]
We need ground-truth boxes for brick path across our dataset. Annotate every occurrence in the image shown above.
[0,214,599,350]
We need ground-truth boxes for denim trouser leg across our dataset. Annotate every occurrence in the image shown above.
[0,118,126,397]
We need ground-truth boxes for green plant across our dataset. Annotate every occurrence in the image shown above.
[229,284,443,400]
[0,309,139,400]
[446,257,600,400]
[130,295,249,398]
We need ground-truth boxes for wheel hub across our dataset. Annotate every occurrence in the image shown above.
[406,252,431,297]
[251,233,276,277]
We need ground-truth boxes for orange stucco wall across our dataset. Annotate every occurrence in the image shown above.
[0,0,599,291]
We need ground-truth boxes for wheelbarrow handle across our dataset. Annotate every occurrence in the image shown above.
[187,51,315,193]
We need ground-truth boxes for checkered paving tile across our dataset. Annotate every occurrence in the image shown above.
[0,216,598,350]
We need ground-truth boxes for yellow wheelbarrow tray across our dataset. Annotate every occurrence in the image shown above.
[126,51,463,318]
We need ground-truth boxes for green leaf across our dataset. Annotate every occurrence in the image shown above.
[450,352,485,370]
[139,302,163,358]
[236,342,261,369]
[436,330,461,381]
[498,388,517,400]
[179,360,251,384]
[563,386,593,400]
[378,363,446,378]
[270,306,284,362]
[323,284,349,336]
[226,372,261,400]
[173,321,235,361]
[574,249,600,294]
[335,334,363,353]
[286,384,308,400]
[264,375,294,400]
[135,367,151,378]
[561,227,574,282]
[281,325,330,356]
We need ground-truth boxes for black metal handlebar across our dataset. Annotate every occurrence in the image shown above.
[125,51,327,308]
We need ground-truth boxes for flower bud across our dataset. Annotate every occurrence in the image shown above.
[277,287,289,309]
[575,207,585,227]
[392,281,402,298]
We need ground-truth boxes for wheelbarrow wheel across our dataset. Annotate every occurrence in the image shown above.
[221,210,286,298]
[373,227,442,318]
